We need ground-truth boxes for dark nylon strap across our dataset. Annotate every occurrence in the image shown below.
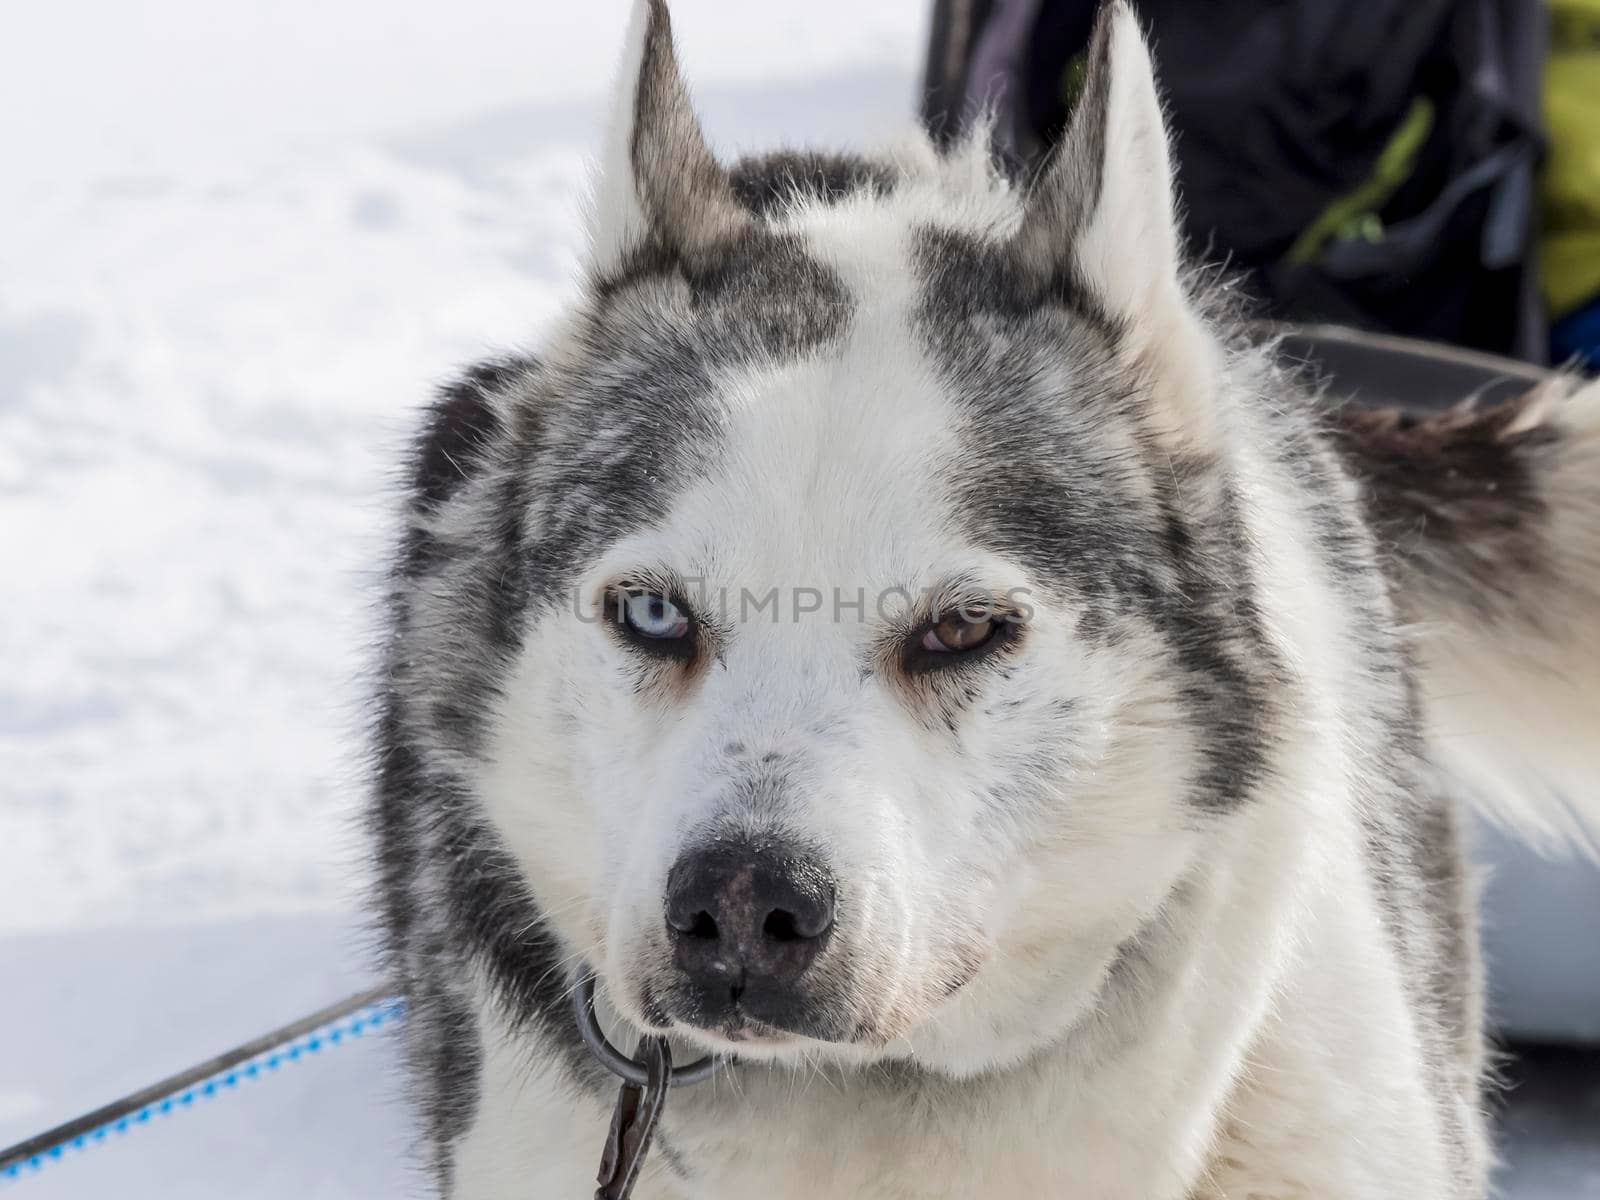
[595,1037,672,1200]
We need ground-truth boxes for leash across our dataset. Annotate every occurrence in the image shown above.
[572,968,723,1200]
[0,988,401,1183]
[5,969,712,1198]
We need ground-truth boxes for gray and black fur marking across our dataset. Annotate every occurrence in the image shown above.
[911,229,1283,815]
[1333,395,1558,621]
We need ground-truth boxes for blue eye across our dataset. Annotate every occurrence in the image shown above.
[621,592,691,641]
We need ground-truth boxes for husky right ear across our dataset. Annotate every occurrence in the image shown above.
[584,0,750,280]
[1013,2,1220,446]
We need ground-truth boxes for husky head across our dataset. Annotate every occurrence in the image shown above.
[415,0,1277,1077]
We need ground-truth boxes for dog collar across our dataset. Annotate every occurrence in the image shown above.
[573,968,722,1199]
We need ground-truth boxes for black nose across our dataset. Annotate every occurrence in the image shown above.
[665,840,836,1000]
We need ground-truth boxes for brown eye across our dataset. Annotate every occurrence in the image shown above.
[920,614,998,654]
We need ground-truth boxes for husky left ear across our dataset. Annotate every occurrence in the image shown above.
[585,0,750,280]
[1015,2,1219,444]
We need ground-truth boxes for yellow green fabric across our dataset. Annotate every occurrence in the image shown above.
[1541,0,1600,316]
[1286,97,1435,266]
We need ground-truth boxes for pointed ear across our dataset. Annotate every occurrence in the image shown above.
[585,0,749,279]
[1015,2,1219,445]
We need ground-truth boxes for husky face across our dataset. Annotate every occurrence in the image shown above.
[472,0,1272,1076]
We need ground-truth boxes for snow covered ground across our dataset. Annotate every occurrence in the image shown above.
[0,1,925,937]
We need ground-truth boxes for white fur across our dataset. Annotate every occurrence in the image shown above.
[583,0,655,279]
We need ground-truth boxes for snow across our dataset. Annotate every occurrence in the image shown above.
[0,1,924,937]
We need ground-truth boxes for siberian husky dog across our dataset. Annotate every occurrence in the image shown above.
[371,2,1600,1196]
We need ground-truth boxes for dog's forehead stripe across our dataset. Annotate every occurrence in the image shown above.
[908,225,1141,599]
[530,220,858,603]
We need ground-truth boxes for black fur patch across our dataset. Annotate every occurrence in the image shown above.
[438,804,607,1090]
[1146,472,1277,811]
[591,222,853,345]
[409,358,528,510]
[915,226,1121,330]
[372,724,610,1185]
[1047,2,1116,242]
[370,730,489,1189]
[1009,2,1120,287]
[407,934,485,1191]
[1332,395,1556,619]
[728,151,897,216]
[592,146,875,324]
[1357,691,1486,1188]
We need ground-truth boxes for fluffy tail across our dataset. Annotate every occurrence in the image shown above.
[1335,376,1600,857]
